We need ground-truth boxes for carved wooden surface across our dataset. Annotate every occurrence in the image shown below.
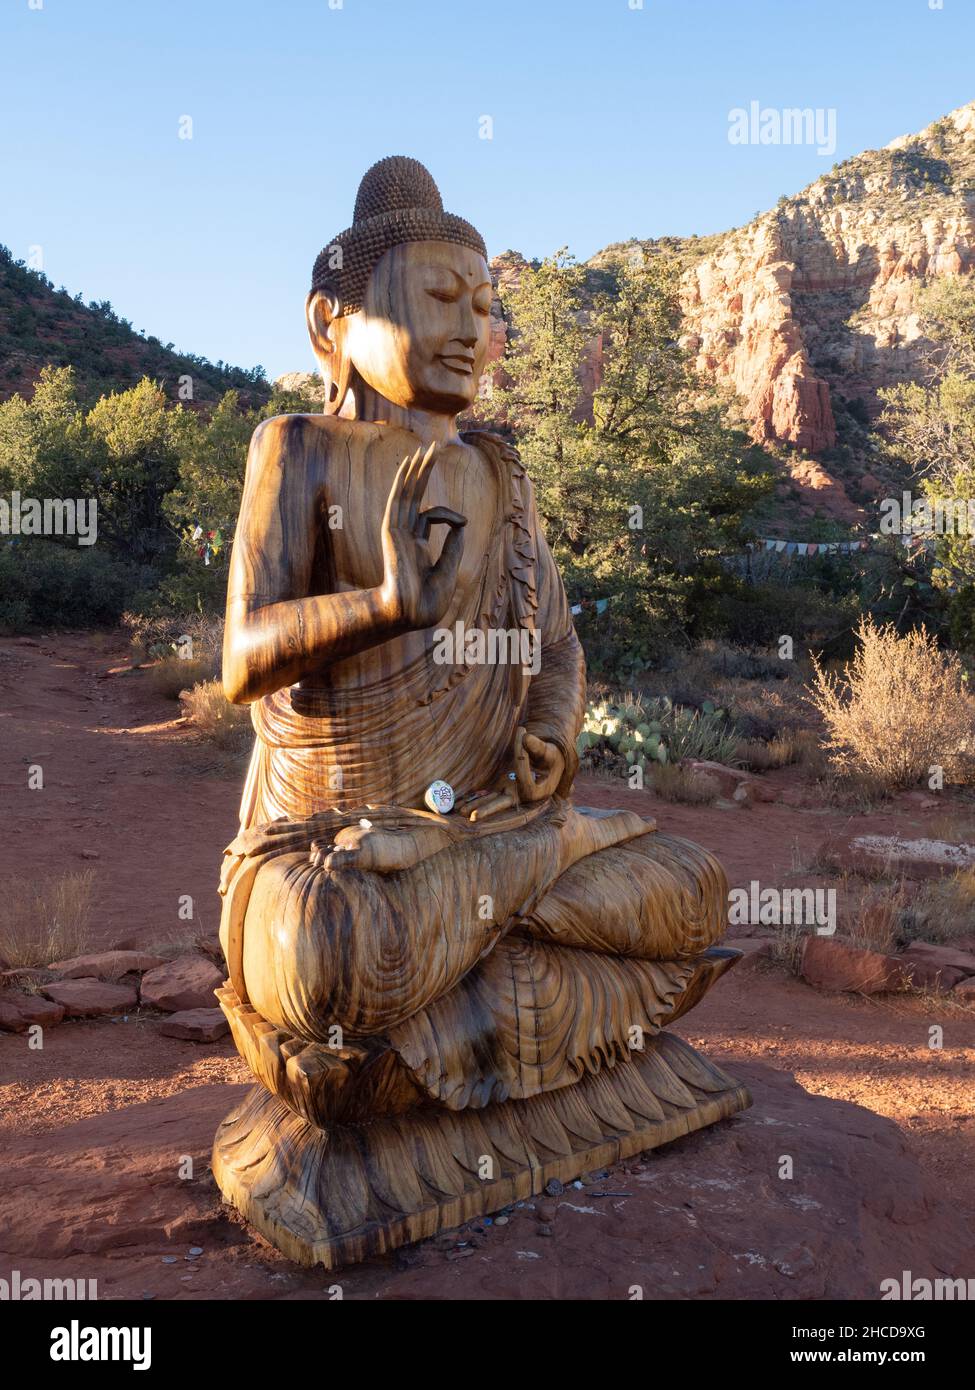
[213,1027,751,1270]
[216,946,742,1129]
[211,157,751,1269]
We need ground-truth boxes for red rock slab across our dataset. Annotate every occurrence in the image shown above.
[899,958,967,993]
[48,949,166,980]
[800,936,902,994]
[900,940,975,978]
[0,998,29,1032]
[159,1008,229,1042]
[954,976,975,1002]
[725,938,775,972]
[11,994,66,1026]
[41,978,138,1018]
[140,955,224,1012]
[0,993,66,1032]
[686,760,748,799]
[684,760,775,806]
[732,779,777,806]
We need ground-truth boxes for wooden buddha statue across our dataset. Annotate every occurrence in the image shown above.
[212,156,750,1268]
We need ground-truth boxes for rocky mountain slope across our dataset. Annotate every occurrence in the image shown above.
[596,101,975,520]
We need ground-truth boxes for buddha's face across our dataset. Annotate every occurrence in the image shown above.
[340,241,492,414]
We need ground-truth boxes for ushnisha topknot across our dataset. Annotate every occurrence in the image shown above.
[310,156,488,315]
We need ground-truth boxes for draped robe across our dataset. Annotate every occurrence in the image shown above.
[220,430,727,1109]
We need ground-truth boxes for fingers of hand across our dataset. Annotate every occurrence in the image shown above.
[512,728,535,801]
[417,505,467,541]
[469,791,515,822]
[386,448,423,531]
[407,442,438,528]
[384,452,416,531]
[524,733,559,768]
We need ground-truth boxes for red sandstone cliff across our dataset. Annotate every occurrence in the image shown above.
[672,101,975,460]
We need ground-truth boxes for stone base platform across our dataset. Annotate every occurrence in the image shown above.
[212,1028,751,1269]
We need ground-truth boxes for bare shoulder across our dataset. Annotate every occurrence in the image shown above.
[247,412,353,474]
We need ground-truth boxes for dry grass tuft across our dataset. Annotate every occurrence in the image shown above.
[845,882,909,954]
[182,678,252,751]
[767,923,807,975]
[899,870,975,946]
[0,870,95,967]
[816,766,894,813]
[808,618,975,792]
[648,764,721,805]
[147,655,216,700]
[737,728,820,772]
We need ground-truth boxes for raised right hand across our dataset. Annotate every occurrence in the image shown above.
[378,443,467,631]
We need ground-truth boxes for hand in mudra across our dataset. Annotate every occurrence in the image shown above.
[379,443,467,630]
[513,727,564,801]
[459,727,565,821]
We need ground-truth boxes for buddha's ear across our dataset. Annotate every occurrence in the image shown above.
[306,290,352,415]
[305,289,342,362]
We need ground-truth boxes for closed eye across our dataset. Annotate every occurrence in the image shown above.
[426,288,458,304]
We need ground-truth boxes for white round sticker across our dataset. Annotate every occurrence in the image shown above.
[424,780,455,815]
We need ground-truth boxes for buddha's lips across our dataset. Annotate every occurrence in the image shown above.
[437,353,475,375]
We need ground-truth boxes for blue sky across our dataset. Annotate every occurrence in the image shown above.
[2,0,973,381]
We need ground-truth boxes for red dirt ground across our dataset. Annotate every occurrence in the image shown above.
[1,632,973,1300]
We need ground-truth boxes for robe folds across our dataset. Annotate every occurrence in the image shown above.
[237,432,583,828]
[219,433,728,1108]
[219,801,728,1107]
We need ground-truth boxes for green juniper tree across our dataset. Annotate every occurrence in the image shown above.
[479,248,773,674]
[877,275,975,646]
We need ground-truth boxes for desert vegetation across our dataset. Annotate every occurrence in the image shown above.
[809,618,975,792]
[0,870,95,968]
[4,242,975,814]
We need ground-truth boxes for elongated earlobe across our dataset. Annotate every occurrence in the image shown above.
[306,291,351,416]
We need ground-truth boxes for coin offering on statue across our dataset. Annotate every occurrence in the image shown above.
[424,780,455,814]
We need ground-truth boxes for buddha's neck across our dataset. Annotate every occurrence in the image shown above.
[340,381,462,448]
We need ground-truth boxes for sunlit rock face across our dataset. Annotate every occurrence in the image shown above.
[677,101,975,457]
[481,103,975,518]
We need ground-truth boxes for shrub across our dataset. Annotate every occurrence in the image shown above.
[695,580,856,649]
[723,684,808,741]
[0,541,155,632]
[123,609,224,665]
[808,618,975,791]
[0,870,95,966]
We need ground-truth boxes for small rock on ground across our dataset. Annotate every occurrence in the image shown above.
[159,1008,229,1042]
